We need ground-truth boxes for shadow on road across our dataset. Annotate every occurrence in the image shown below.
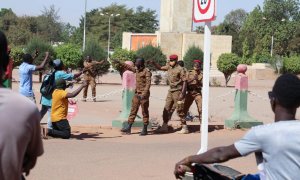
[71,132,122,140]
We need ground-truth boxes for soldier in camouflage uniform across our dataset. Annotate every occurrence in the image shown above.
[150,54,187,133]
[169,60,187,121]
[180,60,203,134]
[116,58,152,136]
[82,56,104,102]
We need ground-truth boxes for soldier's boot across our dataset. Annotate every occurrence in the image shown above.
[154,123,169,134]
[178,125,189,134]
[121,123,132,135]
[140,124,148,136]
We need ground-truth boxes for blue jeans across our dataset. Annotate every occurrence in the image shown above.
[40,105,52,129]
[242,174,260,180]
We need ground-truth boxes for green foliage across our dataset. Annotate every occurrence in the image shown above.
[36,5,64,43]
[183,46,204,70]
[217,53,241,87]
[215,9,248,56]
[83,39,107,60]
[1,6,65,46]
[242,38,251,59]
[283,56,300,74]
[251,52,272,64]
[111,48,136,71]
[239,0,300,57]
[239,58,252,65]
[83,39,109,76]
[55,44,82,69]
[288,24,300,54]
[10,46,24,67]
[136,45,166,71]
[0,8,17,31]
[269,55,283,73]
[26,37,55,65]
[80,4,158,49]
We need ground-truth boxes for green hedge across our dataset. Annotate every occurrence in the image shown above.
[283,56,300,74]
[217,53,241,87]
[183,45,204,69]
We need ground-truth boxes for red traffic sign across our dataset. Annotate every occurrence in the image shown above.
[193,0,216,22]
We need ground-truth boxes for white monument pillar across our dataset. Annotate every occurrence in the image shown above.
[160,0,193,33]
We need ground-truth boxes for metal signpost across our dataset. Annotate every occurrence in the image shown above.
[193,0,216,154]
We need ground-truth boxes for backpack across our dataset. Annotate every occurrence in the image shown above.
[40,71,56,97]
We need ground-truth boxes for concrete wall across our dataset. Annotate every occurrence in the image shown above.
[159,32,232,68]
[160,0,193,33]
[122,32,232,68]
[122,32,132,50]
[159,32,183,59]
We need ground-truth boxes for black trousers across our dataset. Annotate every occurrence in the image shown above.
[48,119,71,139]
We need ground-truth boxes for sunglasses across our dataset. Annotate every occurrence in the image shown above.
[268,91,275,99]
[169,59,176,62]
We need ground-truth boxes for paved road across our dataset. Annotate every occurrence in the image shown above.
[27,129,257,180]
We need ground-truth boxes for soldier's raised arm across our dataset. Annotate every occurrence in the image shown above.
[113,60,136,73]
[148,60,168,71]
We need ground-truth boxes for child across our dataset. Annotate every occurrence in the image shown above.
[45,78,87,139]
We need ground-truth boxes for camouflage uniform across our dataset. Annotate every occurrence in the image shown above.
[169,66,187,120]
[83,61,98,100]
[122,63,152,125]
[161,64,187,123]
[183,70,203,121]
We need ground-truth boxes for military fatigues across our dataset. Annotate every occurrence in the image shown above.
[183,70,203,121]
[122,63,152,125]
[83,61,97,100]
[170,67,188,120]
[161,64,186,123]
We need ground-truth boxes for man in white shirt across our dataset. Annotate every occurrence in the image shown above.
[174,74,300,180]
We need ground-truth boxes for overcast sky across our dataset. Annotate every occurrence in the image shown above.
[1,0,264,27]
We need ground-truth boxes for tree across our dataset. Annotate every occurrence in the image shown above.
[111,48,136,75]
[224,9,248,32]
[215,9,248,56]
[83,39,110,76]
[0,8,17,31]
[283,55,300,74]
[55,44,82,69]
[183,46,204,70]
[36,5,64,43]
[288,24,300,55]
[136,45,166,71]
[79,4,158,49]
[240,0,300,57]
[26,37,55,64]
[26,37,55,82]
[240,6,264,57]
[10,46,24,67]
[217,53,241,87]
[195,25,218,34]
[61,23,76,43]
[5,16,38,46]
[127,6,158,33]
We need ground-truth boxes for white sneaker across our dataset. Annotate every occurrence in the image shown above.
[178,125,189,134]
[154,123,169,134]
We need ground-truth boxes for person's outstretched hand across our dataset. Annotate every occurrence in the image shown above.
[174,157,193,179]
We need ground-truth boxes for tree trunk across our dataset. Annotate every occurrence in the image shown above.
[224,74,231,87]
[39,71,43,83]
